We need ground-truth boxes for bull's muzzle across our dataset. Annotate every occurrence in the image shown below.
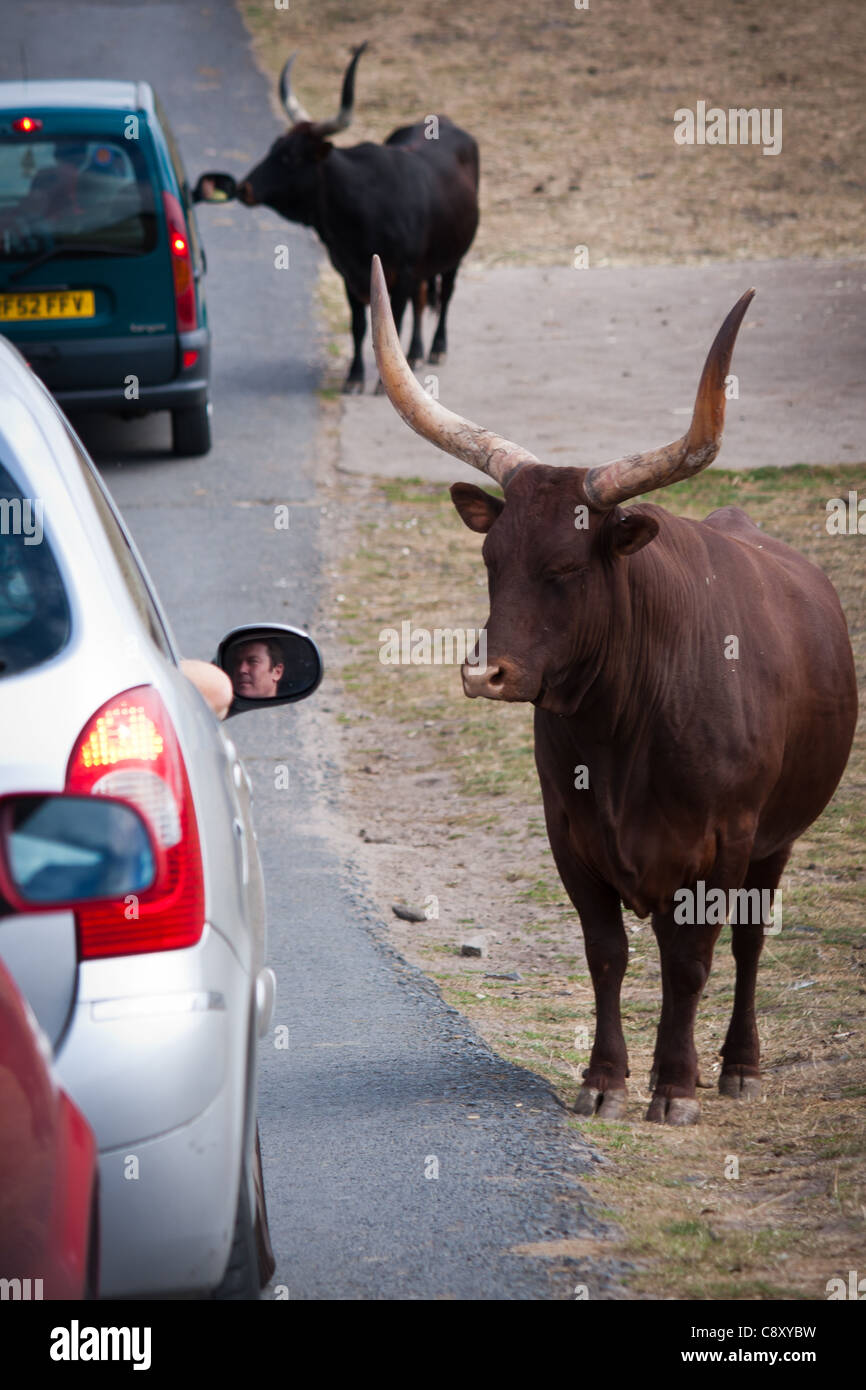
[461,662,507,699]
[462,653,542,702]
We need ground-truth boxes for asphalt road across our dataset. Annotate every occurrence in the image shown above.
[0,0,618,1300]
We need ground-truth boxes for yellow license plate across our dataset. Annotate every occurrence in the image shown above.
[0,290,96,322]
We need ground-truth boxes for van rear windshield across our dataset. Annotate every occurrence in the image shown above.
[0,460,71,678]
[0,134,156,260]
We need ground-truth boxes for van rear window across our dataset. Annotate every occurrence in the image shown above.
[0,460,71,678]
[0,134,156,261]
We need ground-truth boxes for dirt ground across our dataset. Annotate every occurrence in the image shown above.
[311,455,866,1300]
[241,0,866,267]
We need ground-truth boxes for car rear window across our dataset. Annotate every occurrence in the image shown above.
[0,459,71,678]
[0,133,156,260]
[62,425,175,660]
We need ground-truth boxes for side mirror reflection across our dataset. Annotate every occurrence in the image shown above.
[191,171,238,204]
[216,624,323,716]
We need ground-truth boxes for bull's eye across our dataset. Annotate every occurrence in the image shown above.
[543,564,589,584]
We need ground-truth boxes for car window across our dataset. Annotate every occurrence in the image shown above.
[0,133,157,260]
[0,459,71,678]
[63,428,175,660]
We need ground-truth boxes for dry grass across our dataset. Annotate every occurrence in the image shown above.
[316,461,866,1299]
[240,0,866,267]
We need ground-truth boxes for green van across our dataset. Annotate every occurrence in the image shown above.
[0,81,212,456]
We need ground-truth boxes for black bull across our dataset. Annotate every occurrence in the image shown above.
[238,46,479,392]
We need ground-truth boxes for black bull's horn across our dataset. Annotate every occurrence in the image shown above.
[279,42,368,138]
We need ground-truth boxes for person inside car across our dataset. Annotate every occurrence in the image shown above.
[23,141,89,226]
[230,638,285,699]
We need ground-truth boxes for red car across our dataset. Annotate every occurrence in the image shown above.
[0,953,98,1300]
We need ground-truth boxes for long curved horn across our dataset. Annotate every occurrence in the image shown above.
[278,55,312,125]
[310,41,368,138]
[583,289,755,510]
[370,255,540,489]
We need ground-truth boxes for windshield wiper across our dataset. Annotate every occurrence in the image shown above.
[8,242,141,283]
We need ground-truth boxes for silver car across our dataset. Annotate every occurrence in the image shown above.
[0,336,321,1298]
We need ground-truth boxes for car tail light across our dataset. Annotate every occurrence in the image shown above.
[66,687,204,959]
[12,116,43,133]
[161,190,197,333]
[182,348,198,370]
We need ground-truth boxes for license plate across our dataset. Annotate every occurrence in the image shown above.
[0,290,96,322]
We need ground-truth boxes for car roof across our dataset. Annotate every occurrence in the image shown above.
[0,80,156,116]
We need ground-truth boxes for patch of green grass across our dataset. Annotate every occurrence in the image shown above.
[812,1132,865,1160]
[696,1279,810,1300]
[635,463,866,516]
[519,877,566,906]
[665,1219,707,1238]
[380,479,442,505]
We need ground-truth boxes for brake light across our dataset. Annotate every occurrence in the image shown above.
[161,190,197,333]
[182,348,198,370]
[12,116,43,133]
[66,687,204,959]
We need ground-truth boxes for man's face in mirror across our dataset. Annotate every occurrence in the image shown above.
[231,639,285,698]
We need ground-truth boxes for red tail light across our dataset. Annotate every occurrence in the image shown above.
[12,116,43,133]
[161,191,197,333]
[66,687,204,959]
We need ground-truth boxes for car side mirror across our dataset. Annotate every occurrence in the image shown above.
[216,624,323,717]
[192,171,238,204]
[0,794,160,912]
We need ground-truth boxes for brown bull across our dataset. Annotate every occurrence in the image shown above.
[369,254,857,1124]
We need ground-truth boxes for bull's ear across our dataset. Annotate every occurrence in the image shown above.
[450,482,505,533]
[301,130,333,161]
[609,506,659,556]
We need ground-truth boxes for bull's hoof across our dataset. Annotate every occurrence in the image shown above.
[573,1086,628,1120]
[574,1086,600,1116]
[373,377,385,396]
[598,1088,628,1120]
[645,1094,701,1126]
[427,349,446,365]
[407,356,421,371]
[719,1071,761,1101]
[342,377,364,395]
